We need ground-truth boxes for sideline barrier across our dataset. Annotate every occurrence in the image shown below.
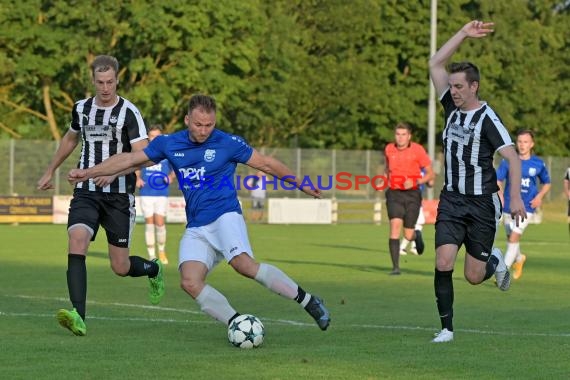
[268,198,333,224]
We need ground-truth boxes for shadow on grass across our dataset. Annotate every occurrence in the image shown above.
[267,257,433,277]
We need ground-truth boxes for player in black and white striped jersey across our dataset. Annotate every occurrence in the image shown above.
[37,55,164,336]
[428,21,527,343]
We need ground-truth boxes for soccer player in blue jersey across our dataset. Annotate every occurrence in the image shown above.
[496,129,551,280]
[68,94,331,331]
[136,125,175,264]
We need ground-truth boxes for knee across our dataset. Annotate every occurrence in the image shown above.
[464,271,484,285]
[229,254,258,278]
[180,277,203,298]
[111,262,130,277]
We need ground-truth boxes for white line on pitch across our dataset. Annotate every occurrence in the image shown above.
[3,294,570,338]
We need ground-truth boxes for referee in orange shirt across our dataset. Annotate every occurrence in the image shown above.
[384,122,434,275]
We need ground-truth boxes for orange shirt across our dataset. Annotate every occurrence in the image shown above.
[384,142,431,179]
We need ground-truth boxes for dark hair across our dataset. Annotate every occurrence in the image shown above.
[149,124,163,132]
[91,55,119,78]
[449,61,480,88]
[516,128,535,140]
[395,122,412,133]
[188,94,216,114]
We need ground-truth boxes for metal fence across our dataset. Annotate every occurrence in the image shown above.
[1,139,569,202]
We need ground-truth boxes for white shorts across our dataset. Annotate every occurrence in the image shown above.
[503,212,532,235]
[178,212,253,271]
[416,207,425,226]
[140,196,168,218]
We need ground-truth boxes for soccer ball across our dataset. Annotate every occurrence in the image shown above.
[227,314,265,349]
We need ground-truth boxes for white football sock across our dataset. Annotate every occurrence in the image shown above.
[195,284,237,325]
[504,242,519,268]
[156,224,166,252]
[255,263,298,299]
[145,224,156,258]
[400,239,410,251]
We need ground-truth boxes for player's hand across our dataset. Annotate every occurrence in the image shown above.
[509,196,527,227]
[299,185,322,199]
[67,169,89,185]
[37,172,54,190]
[529,196,542,209]
[136,177,145,188]
[403,178,415,190]
[462,20,494,38]
[93,175,117,187]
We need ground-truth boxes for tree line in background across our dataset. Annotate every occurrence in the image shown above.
[0,0,568,155]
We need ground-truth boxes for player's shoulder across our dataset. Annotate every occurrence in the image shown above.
[529,155,546,165]
[215,129,249,147]
[410,142,427,152]
[384,142,396,153]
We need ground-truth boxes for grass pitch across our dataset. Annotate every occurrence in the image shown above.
[0,221,569,379]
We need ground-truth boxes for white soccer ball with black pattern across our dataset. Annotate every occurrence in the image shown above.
[227,314,265,349]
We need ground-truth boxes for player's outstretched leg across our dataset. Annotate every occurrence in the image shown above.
[254,263,331,330]
[56,308,86,336]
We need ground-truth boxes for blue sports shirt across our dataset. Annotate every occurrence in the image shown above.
[138,159,173,197]
[496,155,551,213]
[144,129,254,227]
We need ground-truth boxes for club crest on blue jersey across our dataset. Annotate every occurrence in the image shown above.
[204,149,216,162]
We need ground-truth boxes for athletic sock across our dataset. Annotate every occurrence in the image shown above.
[389,238,400,270]
[127,256,159,277]
[400,238,410,251]
[67,253,87,320]
[483,254,499,281]
[434,269,454,331]
[504,242,519,267]
[294,287,312,308]
[254,263,299,299]
[145,224,156,258]
[156,225,166,252]
[196,285,238,325]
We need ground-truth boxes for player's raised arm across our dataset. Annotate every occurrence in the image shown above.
[245,149,322,198]
[429,20,494,97]
[68,150,154,184]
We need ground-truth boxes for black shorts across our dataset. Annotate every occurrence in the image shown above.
[67,189,135,248]
[385,189,422,229]
[435,190,502,262]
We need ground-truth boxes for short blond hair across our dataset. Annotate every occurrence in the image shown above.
[91,55,119,78]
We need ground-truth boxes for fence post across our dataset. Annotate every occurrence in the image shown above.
[9,139,15,195]
[331,197,338,224]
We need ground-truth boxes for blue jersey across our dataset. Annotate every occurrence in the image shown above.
[144,129,253,227]
[138,159,173,197]
[496,155,551,213]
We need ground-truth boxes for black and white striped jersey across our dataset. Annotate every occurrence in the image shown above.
[69,96,147,194]
[440,89,513,195]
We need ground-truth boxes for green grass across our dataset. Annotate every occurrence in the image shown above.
[1,221,569,379]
